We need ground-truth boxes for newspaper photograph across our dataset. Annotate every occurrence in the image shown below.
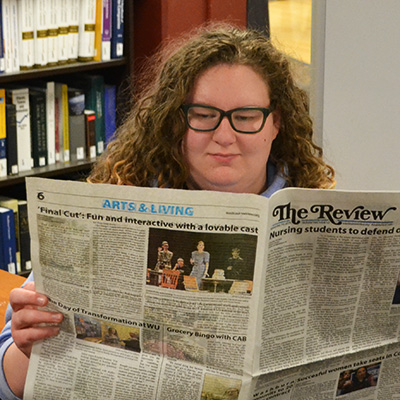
[22,177,400,399]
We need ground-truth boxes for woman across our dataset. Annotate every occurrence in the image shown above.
[190,241,210,288]
[0,25,334,399]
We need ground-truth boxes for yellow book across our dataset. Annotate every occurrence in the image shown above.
[0,89,6,177]
[94,0,102,61]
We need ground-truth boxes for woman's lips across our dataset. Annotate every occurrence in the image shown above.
[209,153,239,163]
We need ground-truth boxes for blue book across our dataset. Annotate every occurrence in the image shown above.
[0,88,6,176]
[0,206,17,274]
[111,0,124,59]
[104,84,116,146]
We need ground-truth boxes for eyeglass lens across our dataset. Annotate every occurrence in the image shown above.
[187,106,266,133]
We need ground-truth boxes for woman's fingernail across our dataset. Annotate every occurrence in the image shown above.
[37,296,46,306]
[52,313,62,322]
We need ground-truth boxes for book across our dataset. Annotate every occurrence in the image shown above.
[68,88,86,161]
[2,0,13,72]
[29,88,48,168]
[101,0,111,61]
[0,206,17,274]
[17,0,34,70]
[78,0,96,62]
[54,83,70,162]
[54,84,61,162]
[57,0,69,64]
[17,200,31,272]
[5,103,17,175]
[33,0,48,68]
[93,0,102,61]
[66,74,105,155]
[7,87,32,172]
[84,109,96,159]
[0,88,6,176]
[46,82,56,165]
[67,0,80,62]
[47,0,59,66]
[0,0,6,73]
[104,84,116,146]
[111,0,124,59]
[9,0,19,71]
[0,197,20,273]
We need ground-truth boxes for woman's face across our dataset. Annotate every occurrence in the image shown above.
[182,64,280,194]
[197,242,205,251]
[356,368,367,381]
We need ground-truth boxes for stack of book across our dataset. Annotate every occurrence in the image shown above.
[0,196,30,275]
[0,76,117,177]
[0,0,125,73]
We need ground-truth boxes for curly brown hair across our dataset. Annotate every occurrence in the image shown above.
[89,24,335,189]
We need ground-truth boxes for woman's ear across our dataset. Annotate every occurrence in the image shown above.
[271,110,281,140]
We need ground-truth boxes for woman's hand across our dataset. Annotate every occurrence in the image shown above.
[9,281,63,358]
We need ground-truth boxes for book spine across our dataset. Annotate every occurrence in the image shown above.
[54,85,60,162]
[46,82,56,165]
[47,0,59,66]
[9,0,19,71]
[62,84,70,162]
[0,88,6,176]
[0,197,20,273]
[69,113,86,161]
[11,88,32,172]
[94,77,105,155]
[0,0,6,72]
[111,0,124,59]
[104,84,116,146]
[78,0,96,62]
[84,109,96,159]
[2,0,12,72]
[17,0,35,70]
[33,0,48,68]
[68,0,80,62]
[0,207,17,274]
[17,200,31,272]
[5,104,18,174]
[93,0,102,61]
[68,88,86,161]
[101,0,111,61]
[29,91,48,167]
[57,0,69,64]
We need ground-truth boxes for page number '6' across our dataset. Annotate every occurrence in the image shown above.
[37,192,45,200]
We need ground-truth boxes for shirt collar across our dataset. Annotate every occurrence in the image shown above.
[260,161,288,198]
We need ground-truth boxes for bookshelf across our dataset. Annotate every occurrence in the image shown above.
[0,1,134,200]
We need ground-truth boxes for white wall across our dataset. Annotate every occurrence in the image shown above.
[311,0,400,190]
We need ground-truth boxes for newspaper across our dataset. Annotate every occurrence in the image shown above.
[22,177,400,400]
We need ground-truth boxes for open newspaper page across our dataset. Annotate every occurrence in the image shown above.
[23,178,400,399]
[23,177,269,400]
[251,188,400,399]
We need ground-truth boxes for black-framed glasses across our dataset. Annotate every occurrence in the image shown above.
[181,104,273,134]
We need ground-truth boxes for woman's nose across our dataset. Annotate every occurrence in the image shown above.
[212,117,237,146]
